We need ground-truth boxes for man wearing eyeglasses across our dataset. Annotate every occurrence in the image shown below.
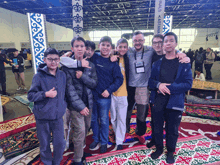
[125,31,154,143]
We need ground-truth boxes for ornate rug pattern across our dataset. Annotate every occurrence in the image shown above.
[0,113,36,140]
[86,135,220,165]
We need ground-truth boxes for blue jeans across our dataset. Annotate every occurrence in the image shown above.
[91,98,111,145]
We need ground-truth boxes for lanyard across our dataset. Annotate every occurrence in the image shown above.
[134,48,144,61]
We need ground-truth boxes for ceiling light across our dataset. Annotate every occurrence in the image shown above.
[209,13,212,15]
[63,13,65,14]
[24,8,27,10]
[184,15,188,16]
[138,13,140,15]
[49,6,52,8]
[98,20,100,22]
[3,1,7,3]
[92,16,95,18]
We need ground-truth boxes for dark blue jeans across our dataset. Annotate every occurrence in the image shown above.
[91,98,111,145]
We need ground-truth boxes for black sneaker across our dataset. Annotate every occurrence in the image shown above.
[89,141,99,150]
[72,161,83,165]
[100,144,107,153]
[166,152,175,164]
[146,140,155,148]
[116,145,123,150]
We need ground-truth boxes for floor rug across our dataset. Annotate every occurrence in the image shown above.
[0,127,39,160]
[86,135,220,165]
[14,95,34,112]
[0,113,36,140]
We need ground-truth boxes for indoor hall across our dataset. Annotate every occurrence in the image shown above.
[0,0,220,164]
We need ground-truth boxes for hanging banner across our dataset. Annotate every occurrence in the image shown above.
[27,13,47,74]
[72,0,83,37]
[154,0,165,34]
[163,15,173,35]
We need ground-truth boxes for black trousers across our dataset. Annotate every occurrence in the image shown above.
[204,64,213,80]
[0,71,6,95]
[152,94,182,152]
[126,86,136,133]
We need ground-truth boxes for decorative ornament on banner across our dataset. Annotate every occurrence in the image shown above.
[27,13,47,74]
[154,0,165,34]
[72,0,83,37]
[163,15,173,35]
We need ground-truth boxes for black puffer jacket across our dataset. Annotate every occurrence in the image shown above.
[62,59,97,112]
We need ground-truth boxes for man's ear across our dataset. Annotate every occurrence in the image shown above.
[43,57,46,63]
[71,47,74,52]
[98,44,100,49]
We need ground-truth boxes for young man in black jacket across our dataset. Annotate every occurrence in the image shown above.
[0,49,12,95]
[62,36,98,165]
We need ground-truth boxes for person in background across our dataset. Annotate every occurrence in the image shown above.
[194,47,206,78]
[195,69,206,81]
[28,48,67,165]
[11,48,26,91]
[85,40,99,63]
[204,47,215,80]
[0,49,12,95]
[186,49,194,68]
[148,32,192,164]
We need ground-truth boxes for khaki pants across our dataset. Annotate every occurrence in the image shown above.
[70,109,92,162]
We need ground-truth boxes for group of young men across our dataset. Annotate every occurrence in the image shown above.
[28,31,192,165]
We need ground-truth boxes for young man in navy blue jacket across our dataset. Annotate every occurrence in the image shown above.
[28,48,67,165]
[148,32,192,164]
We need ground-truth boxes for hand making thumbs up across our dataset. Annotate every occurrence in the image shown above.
[45,87,57,98]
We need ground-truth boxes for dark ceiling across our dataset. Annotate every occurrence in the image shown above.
[0,0,220,31]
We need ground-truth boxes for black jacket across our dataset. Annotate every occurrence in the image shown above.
[62,58,98,112]
[0,53,11,71]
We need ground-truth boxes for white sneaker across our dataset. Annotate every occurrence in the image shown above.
[23,87,27,90]
[16,87,22,91]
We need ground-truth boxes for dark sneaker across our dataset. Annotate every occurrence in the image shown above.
[89,141,99,150]
[146,140,155,148]
[151,149,163,160]
[72,161,83,165]
[116,145,123,150]
[166,152,175,164]
[100,144,107,153]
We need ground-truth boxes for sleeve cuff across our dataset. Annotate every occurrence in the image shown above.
[156,82,161,89]
[77,61,82,67]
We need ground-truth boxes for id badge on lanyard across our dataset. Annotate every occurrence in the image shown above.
[135,48,145,74]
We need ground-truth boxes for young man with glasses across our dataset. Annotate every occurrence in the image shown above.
[28,48,67,165]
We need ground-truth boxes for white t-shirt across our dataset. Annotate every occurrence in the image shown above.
[195,73,206,81]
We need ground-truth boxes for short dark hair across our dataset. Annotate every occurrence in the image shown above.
[85,40,96,50]
[152,34,164,43]
[44,48,59,57]
[164,32,178,43]
[199,47,203,51]
[133,31,144,37]
[71,36,86,47]
[99,36,112,45]
[116,38,128,47]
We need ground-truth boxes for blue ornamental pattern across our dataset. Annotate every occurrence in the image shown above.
[29,13,46,69]
[73,14,83,23]
[72,2,83,12]
[73,25,83,34]
[163,15,172,35]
